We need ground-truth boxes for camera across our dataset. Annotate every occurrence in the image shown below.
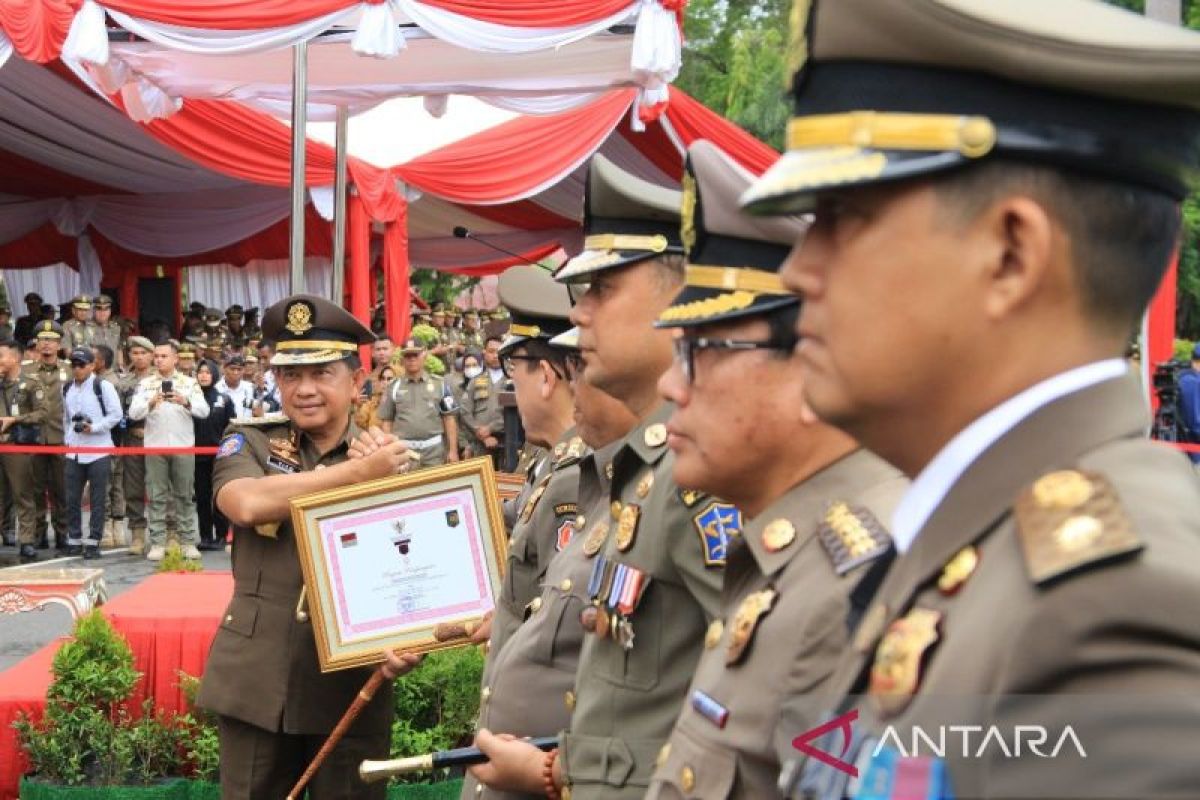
[160,379,173,395]
[71,413,91,434]
[1152,359,1190,442]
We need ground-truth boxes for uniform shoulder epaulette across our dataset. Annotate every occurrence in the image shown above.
[231,413,290,427]
[472,374,491,387]
[1015,469,1143,586]
[816,501,891,575]
[554,436,586,469]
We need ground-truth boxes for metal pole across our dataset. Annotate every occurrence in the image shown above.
[289,41,309,294]
[331,105,349,302]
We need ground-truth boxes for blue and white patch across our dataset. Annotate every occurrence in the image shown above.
[693,502,742,567]
[216,433,245,459]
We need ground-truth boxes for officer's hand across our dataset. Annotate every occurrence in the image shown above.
[0,417,13,432]
[447,449,460,463]
[347,426,399,460]
[469,611,493,645]
[475,426,490,439]
[380,649,423,680]
[468,730,546,793]
[357,438,412,479]
[484,436,499,449]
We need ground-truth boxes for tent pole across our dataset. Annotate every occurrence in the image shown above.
[289,41,308,294]
[331,105,349,303]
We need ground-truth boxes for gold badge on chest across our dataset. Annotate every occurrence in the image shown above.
[583,521,610,557]
[868,607,942,718]
[616,504,641,552]
[269,430,300,465]
[521,481,548,524]
[726,588,778,666]
[636,471,654,499]
[937,545,980,595]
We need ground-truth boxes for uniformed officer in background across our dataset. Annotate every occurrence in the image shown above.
[472,156,723,799]
[22,321,69,551]
[0,338,44,563]
[119,335,157,555]
[738,1,1200,796]
[92,295,123,368]
[645,141,907,798]
[63,295,96,351]
[198,294,421,800]
[378,338,460,468]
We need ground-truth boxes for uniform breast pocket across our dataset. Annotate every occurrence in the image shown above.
[652,723,736,800]
[505,554,540,616]
[596,591,662,692]
[219,595,260,638]
[530,591,583,668]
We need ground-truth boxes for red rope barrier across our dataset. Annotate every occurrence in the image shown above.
[0,445,219,455]
[1154,439,1200,454]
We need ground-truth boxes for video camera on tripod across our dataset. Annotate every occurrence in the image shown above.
[1151,359,1191,442]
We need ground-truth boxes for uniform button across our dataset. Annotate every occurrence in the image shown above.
[576,515,586,528]
[224,614,233,624]
[475,785,483,796]
[480,686,491,703]
[680,765,695,793]
[564,690,575,711]
[529,597,543,613]
[656,743,671,768]
[610,501,622,519]
[559,579,572,592]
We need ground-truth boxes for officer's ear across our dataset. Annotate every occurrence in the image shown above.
[538,359,559,399]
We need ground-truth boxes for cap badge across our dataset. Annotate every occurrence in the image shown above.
[680,171,698,255]
[285,301,314,335]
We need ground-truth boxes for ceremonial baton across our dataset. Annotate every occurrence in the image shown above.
[360,737,559,784]
[286,666,388,800]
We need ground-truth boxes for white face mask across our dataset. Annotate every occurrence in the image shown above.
[464,366,483,379]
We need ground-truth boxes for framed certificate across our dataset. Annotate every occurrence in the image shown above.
[290,456,507,672]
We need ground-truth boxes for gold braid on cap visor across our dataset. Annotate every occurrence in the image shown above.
[657,267,791,323]
[787,112,997,157]
[507,324,542,338]
[275,340,359,352]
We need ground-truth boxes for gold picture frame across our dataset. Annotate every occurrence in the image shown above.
[290,456,508,672]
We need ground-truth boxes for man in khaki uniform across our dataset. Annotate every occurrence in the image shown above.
[378,338,459,468]
[738,2,1200,796]
[119,336,156,554]
[0,339,45,563]
[198,294,420,800]
[645,142,907,798]
[465,333,639,800]
[471,157,724,799]
[62,295,96,351]
[91,295,123,368]
[460,266,584,800]
[22,320,69,551]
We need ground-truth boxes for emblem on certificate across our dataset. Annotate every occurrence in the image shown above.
[290,457,508,671]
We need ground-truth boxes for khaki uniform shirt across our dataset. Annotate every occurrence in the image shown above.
[464,438,618,800]
[647,450,905,799]
[378,372,450,441]
[487,431,585,659]
[560,404,725,799]
[780,373,1200,798]
[118,369,153,442]
[0,374,45,442]
[198,417,393,736]
[92,320,122,357]
[62,319,96,350]
[460,373,505,440]
[20,358,69,445]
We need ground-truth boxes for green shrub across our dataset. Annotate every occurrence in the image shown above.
[423,355,446,377]
[15,614,218,787]
[1174,338,1196,362]
[156,544,202,574]
[410,324,440,349]
[390,647,484,784]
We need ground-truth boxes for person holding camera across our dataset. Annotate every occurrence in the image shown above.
[62,347,122,559]
[128,340,209,561]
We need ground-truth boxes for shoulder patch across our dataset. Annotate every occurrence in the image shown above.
[216,433,245,459]
[693,501,741,568]
[817,501,891,575]
[1015,470,1143,586]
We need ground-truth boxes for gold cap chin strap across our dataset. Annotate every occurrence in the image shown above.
[507,323,542,338]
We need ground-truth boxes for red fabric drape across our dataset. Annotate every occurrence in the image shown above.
[348,192,372,363]
[420,0,633,27]
[396,90,635,205]
[383,208,411,345]
[0,0,77,63]
[99,0,355,30]
[663,86,779,176]
[1147,251,1179,408]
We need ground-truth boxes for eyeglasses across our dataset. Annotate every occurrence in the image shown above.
[500,354,542,379]
[672,335,796,385]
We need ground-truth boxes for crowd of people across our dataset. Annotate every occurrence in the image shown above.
[0,294,508,565]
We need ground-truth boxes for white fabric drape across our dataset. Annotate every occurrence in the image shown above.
[2,264,81,308]
[186,258,333,312]
[397,1,638,54]
[104,7,356,57]
[50,198,101,294]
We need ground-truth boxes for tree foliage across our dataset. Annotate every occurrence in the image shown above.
[677,0,1200,336]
